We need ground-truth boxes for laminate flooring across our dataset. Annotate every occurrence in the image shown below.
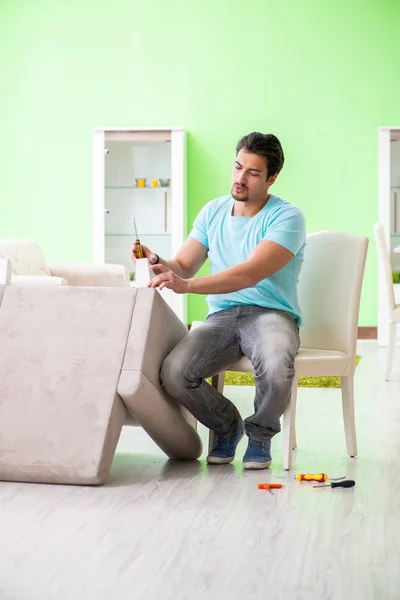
[0,341,399,600]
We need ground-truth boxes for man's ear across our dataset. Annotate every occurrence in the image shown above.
[267,173,278,186]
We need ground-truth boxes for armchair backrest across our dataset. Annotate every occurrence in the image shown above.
[0,239,50,276]
[299,231,368,357]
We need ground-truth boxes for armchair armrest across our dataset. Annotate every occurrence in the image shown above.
[47,263,128,287]
[11,275,67,286]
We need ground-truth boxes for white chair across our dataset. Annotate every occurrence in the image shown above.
[374,222,400,379]
[192,231,368,470]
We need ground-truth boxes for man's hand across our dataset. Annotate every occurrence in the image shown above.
[148,264,190,293]
[130,242,158,265]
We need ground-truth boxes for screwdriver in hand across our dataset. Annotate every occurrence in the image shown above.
[313,479,355,489]
[132,217,144,259]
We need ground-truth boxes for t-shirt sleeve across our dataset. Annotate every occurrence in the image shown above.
[188,204,209,249]
[262,206,306,255]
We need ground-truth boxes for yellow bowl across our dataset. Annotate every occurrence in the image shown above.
[135,178,146,188]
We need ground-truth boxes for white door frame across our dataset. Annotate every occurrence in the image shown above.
[92,127,187,323]
[378,126,400,345]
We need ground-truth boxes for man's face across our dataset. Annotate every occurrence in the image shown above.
[231,149,276,202]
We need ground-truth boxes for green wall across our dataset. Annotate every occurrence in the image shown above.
[1,0,400,324]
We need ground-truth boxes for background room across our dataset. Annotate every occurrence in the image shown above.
[1,1,400,599]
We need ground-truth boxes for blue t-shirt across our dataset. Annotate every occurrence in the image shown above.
[189,194,306,324]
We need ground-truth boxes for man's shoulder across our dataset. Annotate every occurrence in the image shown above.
[268,196,305,222]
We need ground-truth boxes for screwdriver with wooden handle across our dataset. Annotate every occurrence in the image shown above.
[132,217,144,259]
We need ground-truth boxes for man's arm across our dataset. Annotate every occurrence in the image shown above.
[149,239,294,294]
[158,237,208,278]
[187,239,293,293]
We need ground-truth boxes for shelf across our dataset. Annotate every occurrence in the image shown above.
[105,186,170,190]
[105,233,171,237]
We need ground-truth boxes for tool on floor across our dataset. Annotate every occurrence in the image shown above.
[298,473,340,483]
[258,483,283,490]
[132,217,144,259]
[297,473,328,482]
[278,473,345,482]
[295,473,346,483]
[313,479,356,489]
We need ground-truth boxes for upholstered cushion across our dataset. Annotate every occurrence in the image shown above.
[0,285,202,485]
[0,239,51,276]
[226,348,350,377]
[0,285,134,484]
[118,288,201,459]
[47,262,128,287]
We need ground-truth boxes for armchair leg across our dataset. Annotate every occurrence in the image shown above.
[341,375,357,457]
[282,378,298,470]
[386,322,397,380]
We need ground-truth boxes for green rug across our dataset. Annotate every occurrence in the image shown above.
[220,355,361,388]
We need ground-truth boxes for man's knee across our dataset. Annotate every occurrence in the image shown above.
[161,347,203,399]
[273,355,295,382]
[257,351,296,383]
[160,352,185,396]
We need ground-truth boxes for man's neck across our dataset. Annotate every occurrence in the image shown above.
[232,194,271,217]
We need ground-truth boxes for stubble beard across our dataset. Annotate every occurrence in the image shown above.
[231,185,249,202]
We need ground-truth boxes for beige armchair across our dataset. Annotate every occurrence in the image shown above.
[0,286,202,485]
[0,238,128,287]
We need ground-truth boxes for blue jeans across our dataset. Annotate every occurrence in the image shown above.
[160,306,300,442]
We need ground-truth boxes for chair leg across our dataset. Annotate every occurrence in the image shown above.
[386,322,397,380]
[282,378,298,470]
[341,375,357,457]
[211,371,225,394]
[208,371,225,452]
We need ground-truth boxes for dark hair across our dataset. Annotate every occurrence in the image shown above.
[236,132,284,179]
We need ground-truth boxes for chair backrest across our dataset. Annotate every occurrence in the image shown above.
[374,222,396,315]
[299,231,368,356]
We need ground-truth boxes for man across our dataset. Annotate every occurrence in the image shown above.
[131,132,306,470]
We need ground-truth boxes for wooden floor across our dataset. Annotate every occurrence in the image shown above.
[1,341,400,600]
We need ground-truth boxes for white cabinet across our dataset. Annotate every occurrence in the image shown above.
[390,140,400,260]
[93,128,187,323]
[389,188,400,262]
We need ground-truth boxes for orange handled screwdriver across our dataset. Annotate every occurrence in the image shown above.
[132,217,144,259]
[258,483,283,490]
[277,473,345,482]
